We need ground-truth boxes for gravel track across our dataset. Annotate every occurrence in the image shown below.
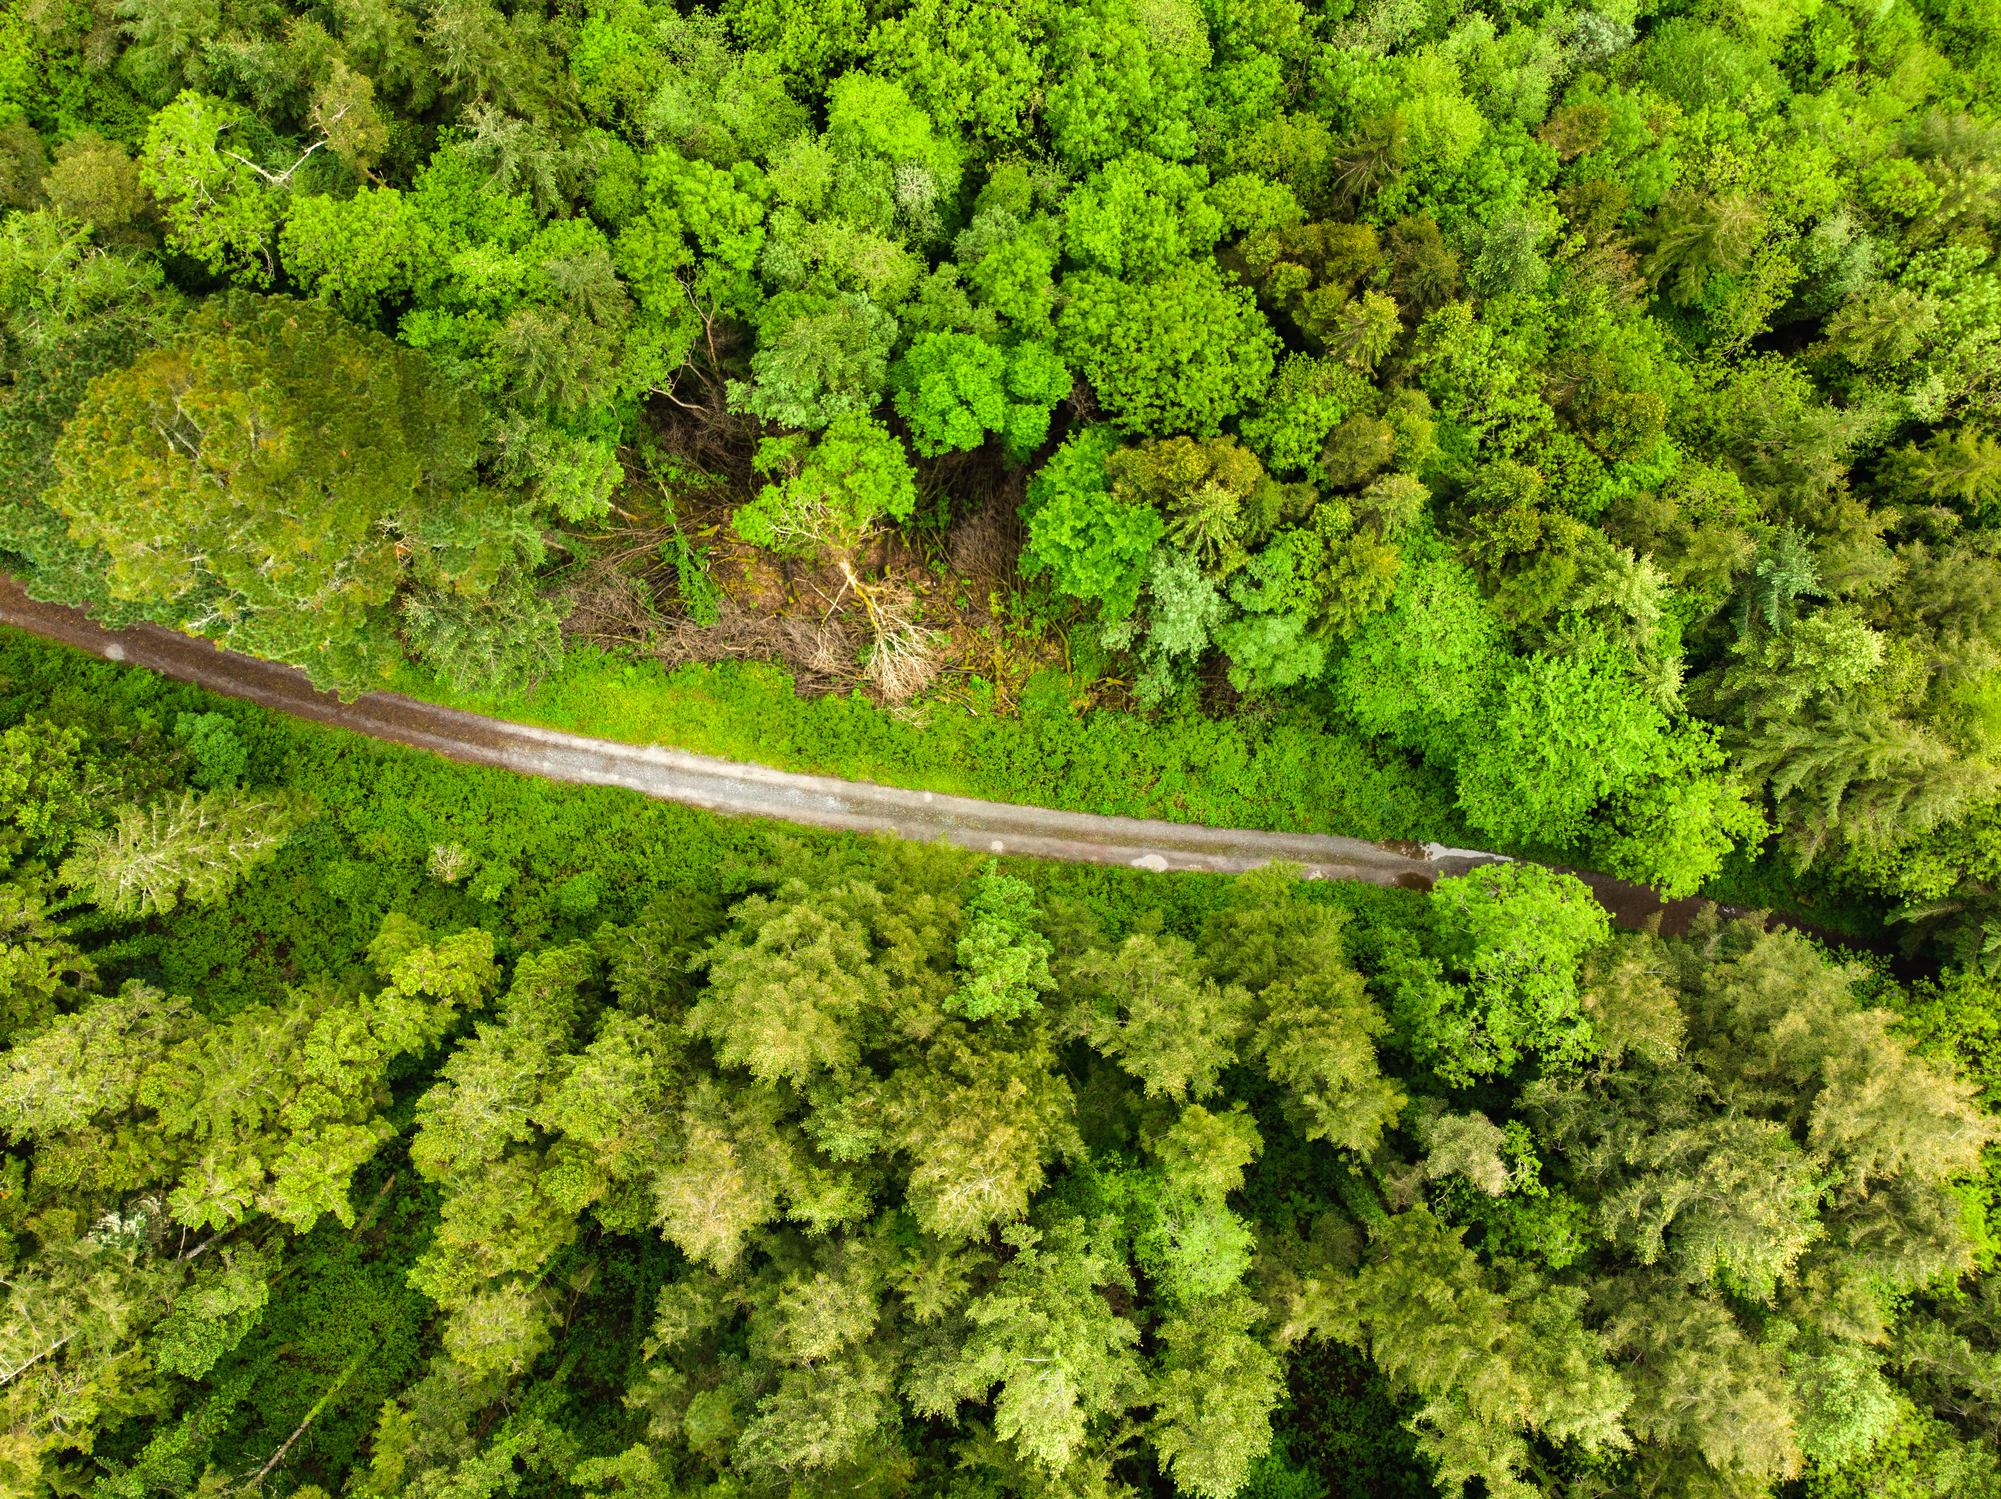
[0,576,1736,934]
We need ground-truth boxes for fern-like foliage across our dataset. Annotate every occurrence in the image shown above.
[1730,524,1823,636]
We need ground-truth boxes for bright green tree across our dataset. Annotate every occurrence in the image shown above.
[890,333,1070,459]
[734,414,918,560]
[1386,865,1612,1084]
[1058,262,1277,435]
[1021,428,1168,621]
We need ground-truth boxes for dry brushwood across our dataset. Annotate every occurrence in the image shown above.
[649,346,757,490]
[560,568,666,651]
[653,599,866,695]
[428,843,474,883]
[844,580,943,704]
[867,622,945,703]
[558,563,868,695]
[948,493,1026,581]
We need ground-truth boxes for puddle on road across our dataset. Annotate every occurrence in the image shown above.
[1376,838,1428,860]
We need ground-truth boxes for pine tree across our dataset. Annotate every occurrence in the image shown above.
[57,790,311,917]
[1644,190,1765,306]
[1149,1290,1283,1499]
[1887,427,2001,519]
[883,1029,1080,1239]
[1277,1207,1630,1499]
[1062,932,1253,1101]
[2,924,492,1234]
[1595,1271,1799,1491]
[1741,699,1997,864]
[942,1217,1147,1475]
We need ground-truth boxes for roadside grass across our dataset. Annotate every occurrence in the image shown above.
[386,644,1474,843]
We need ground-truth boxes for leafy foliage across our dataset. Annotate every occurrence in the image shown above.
[735,414,917,557]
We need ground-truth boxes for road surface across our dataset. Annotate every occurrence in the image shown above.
[0,576,1745,935]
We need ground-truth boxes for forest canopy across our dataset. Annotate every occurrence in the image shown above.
[16,2,2001,1496]
[0,633,2000,1499]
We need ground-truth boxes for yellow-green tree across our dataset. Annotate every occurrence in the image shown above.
[49,294,490,692]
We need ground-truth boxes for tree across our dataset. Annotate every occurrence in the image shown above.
[866,0,1048,143]
[1276,1208,1630,1499]
[1170,865,1407,1150]
[1386,214,1463,311]
[1021,428,1167,621]
[734,291,899,431]
[1106,434,1267,575]
[1327,290,1401,369]
[43,133,144,236]
[1213,611,1327,693]
[1826,285,1939,370]
[406,942,602,1357]
[0,1210,190,1495]
[823,70,965,210]
[0,212,187,617]
[0,920,496,1235]
[401,571,569,698]
[733,415,917,560]
[1886,427,2001,520]
[889,332,1069,460]
[1594,1272,1799,1490]
[0,880,94,1046]
[49,295,487,692]
[1058,262,1278,435]
[1110,544,1230,703]
[1251,220,1385,345]
[57,790,310,918]
[642,11,811,161]
[689,883,895,1088]
[0,718,99,865]
[1149,1291,1283,1499]
[1041,0,1207,169]
[1240,355,1374,474]
[887,1030,1080,1238]
[966,212,1062,334]
[138,92,300,282]
[951,865,1055,1021]
[172,713,246,789]
[1063,931,1253,1100]
[1386,865,1611,1084]
[1336,551,1501,753]
[279,187,443,322]
[1455,650,1669,847]
[1644,190,1765,306]
[617,146,770,329]
[1529,911,1988,1312]
[1727,686,1999,868]
[1150,1103,1263,1201]
[1252,965,1405,1147]
[1062,152,1224,282]
[1588,723,1768,899]
[935,1217,1147,1473]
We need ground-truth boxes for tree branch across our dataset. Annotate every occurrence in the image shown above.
[243,1353,362,1488]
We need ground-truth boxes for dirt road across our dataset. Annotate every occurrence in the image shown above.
[0,576,1740,934]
